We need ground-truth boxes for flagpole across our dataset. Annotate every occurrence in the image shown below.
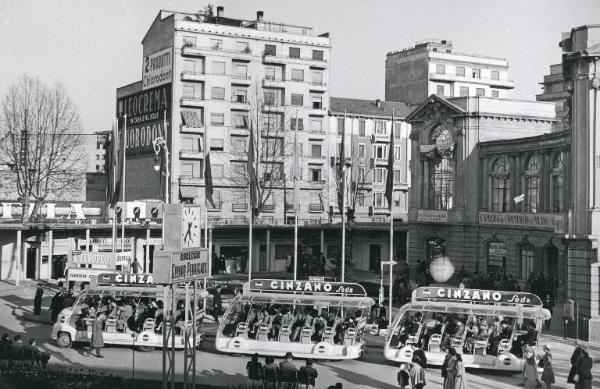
[111,118,117,254]
[389,109,395,324]
[248,124,254,282]
[121,115,127,253]
[341,110,347,282]
[293,110,299,281]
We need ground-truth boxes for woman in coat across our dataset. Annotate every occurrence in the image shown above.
[90,313,105,358]
[540,345,555,389]
[443,348,458,389]
[454,354,468,389]
[521,344,540,388]
[575,345,594,389]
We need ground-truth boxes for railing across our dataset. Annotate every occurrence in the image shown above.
[232,203,248,212]
[308,204,323,213]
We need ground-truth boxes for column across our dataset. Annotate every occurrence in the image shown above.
[320,230,325,255]
[423,159,430,209]
[85,229,90,253]
[145,229,151,273]
[266,229,271,273]
[15,230,21,285]
[47,230,53,282]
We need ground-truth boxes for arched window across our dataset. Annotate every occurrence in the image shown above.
[552,152,565,212]
[431,127,454,210]
[491,156,511,212]
[524,155,541,213]
[519,243,535,280]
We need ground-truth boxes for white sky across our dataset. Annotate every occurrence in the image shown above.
[0,0,598,133]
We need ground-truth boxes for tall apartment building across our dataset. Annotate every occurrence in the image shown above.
[93,130,110,173]
[385,39,514,105]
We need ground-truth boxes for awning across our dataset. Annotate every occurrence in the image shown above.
[180,185,201,199]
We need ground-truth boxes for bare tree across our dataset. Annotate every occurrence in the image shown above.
[228,80,291,219]
[0,75,85,221]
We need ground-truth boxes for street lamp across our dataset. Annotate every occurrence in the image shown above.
[153,137,169,248]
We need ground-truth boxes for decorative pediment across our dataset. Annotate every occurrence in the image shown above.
[406,94,465,124]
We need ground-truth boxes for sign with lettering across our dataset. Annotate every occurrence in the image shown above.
[116,83,171,156]
[95,273,154,285]
[66,268,112,282]
[70,252,116,267]
[152,248,209,284]
[413,287,542,306]
[248,279,367,297]
[417,210,448,223]
[479,211,567,233]
[143,47,172,90]
[0,203,101,220]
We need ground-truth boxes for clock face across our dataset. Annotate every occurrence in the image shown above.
[182,206,201,248]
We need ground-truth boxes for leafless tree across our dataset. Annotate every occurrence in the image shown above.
[228,80,292,219]
[0,75,85,221]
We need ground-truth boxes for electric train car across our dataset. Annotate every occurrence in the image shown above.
[384,286,551,372]
[51,279,204,351]
[215,279,375,360]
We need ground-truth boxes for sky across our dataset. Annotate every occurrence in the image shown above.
[0,0,599,133]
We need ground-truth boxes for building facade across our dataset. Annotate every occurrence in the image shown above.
[385,39,514,105]
[537,62,571,132]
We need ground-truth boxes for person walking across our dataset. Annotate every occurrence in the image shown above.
[89,313,105,358]
[212,286,222,324]
[397,363,410,389]
[246,353,263,388]
[298,359,318,389]
[543,295,554,330]
[49,288,65,323]
[262,356,279,389]
[454,354,468,389]
[409,355,426,389]
[443,347,458,389]
[568,342,583,384]
[574,345,593,389]
[279,352,298,389]
[131,257,142,274]
[540,345,555,389]
[33,283,44,315]
[521,343,540,388]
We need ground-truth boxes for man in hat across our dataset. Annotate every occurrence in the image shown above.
[33,283,44,315]
[568,341,583,384]
[574,344,594,389]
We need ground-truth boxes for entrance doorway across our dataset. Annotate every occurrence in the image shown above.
[543,245,559,281]
[369,244,381,272]
[26,247,37,279]
[51,255,67,279]
[259,245,267,272]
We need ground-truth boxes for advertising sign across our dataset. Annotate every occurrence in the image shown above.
[70,252,116,267]
[116,83,171,156]
[413,287,542,306]
[95,273,155,285]
[143,47,173,90]
[66,268,112,282]
[248,279,367,297]
[152,248,209,284]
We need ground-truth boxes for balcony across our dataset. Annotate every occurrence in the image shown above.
[179,176,204,186]
[262,53,288,65]
[231,74,252,86]
[179,124,204,135]
[262,104,286,114]
[181,45,208,57]
[232,203,248,212]
[309,106,327,116]
[262,52,328,68]
[232,49,253,62]
[180,71,206,82]
[309,82,328,93]
[179,150,204,160]
[308,204,324,213]
[262,78,286,89]
[180,97,205,108]
[231,97,250,111]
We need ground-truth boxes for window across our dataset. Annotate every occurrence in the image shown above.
[374,193,385,207]
[395,145,401,160]
[231,137,247,153]
[291,93,304,106]
[459,86,469,97]
[183,35,197,47]
[264,44,276,56]
[212,164,224,178]
[236,41,250,53]
[337,118,345,135]
[359,120,366,137]
[291,69,304,82]
[436,85,445,96]
[472,68,481,78]
[311,144,322,158]
[209,138,224,152]
[552,152,565,212]
[262,138,284,155]
[289,47,300,58]
[491,70,500,81]
[181,163,193,177]
[183,60,199,73]
[524,155,541,213]
[291,118,304,131]
[358,144,366,158]
[232,191,247,211]
[264,66,276,80]
[310,119,322,132]
[375,168,385,183]
[520,245,534,279]
[181,136,199,152]
[491,89,499,98]
[394,169,401,183]
[233,89,247,103]
[210,112,224,126]
[394,123,402,139]
[312,50,324,61]
[212,61,225,75]
[491,156,511,212]
[358,167,365,182]
[431,127,454,210]
[264,113,283,130]
[182,84,200,99]
[375,121,385,134]
[233,114,248,128]
[311,70,323,85]
[312,95,323,109]
[264,89,281,106]
[476,88,485,97]
[357,192,365,206]
[210,39,223,50]
[456,66,465,77]
[311,168,322,182]
[436,64,445,74]
[234,64,248,78]
[211,87,225,100]
[373,145,387,159]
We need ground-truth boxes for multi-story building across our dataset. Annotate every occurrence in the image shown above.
[537,57,571,132]
[385,39,514,105]
[93,130,110,173]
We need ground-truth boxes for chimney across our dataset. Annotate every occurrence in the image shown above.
[257,11,264,22]
[216,6,224,17]
[375,99,382,108]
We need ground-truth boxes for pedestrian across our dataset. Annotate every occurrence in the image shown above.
[574,345,593,389]
[409,354,426,389]
[10,335,24,367]
[540,345,555,389]
[62,290,75,310]
[409,344,427,368]
[543,294,554,330]
[131,257,142,274]
[49,288,65,323]
[90,313,105,358]
[246,353,263,388]
[568,341,583,384]
[0,334,11,368]
[298,359,318,389]
[521,343,540,388]
[279,352,298,389]
[443,347,457,389]
[454,354,467,389]
[33,283,44,315]
[397,363,410,389]
[263,356,279,389]
[212,286,222,324]
[219,254,226,274]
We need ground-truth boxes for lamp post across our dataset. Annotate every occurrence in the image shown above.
[153,137,169,246]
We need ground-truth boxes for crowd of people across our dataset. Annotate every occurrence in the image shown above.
[222,302,367,345]
[0,334,50,368]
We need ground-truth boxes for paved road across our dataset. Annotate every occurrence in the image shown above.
[1,282,599,388]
